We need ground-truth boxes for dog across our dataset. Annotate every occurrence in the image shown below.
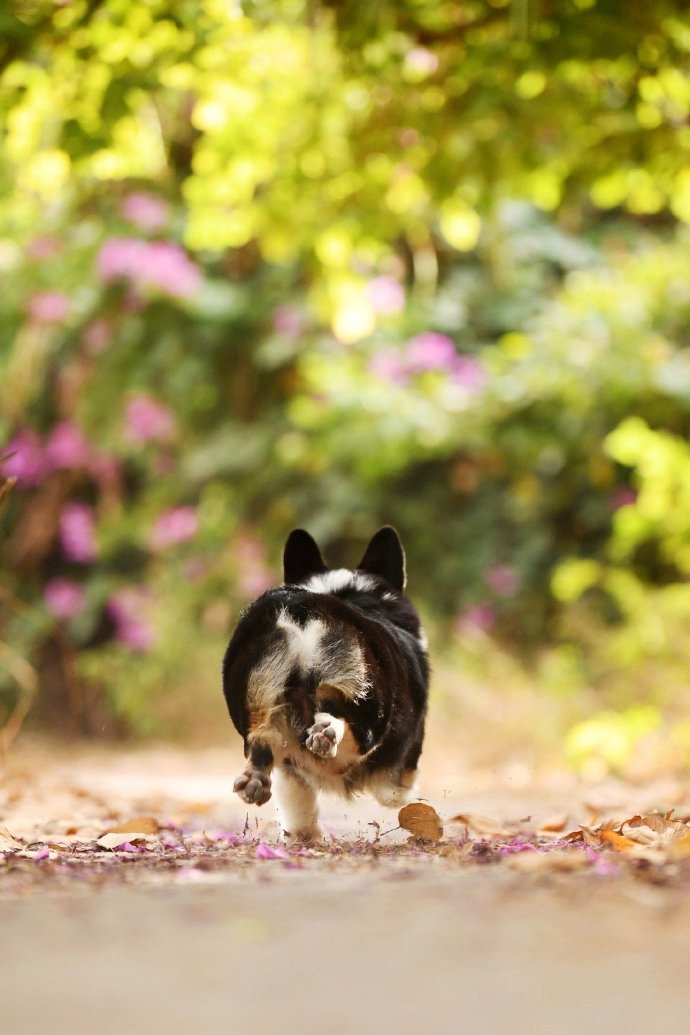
[222,526,429,840]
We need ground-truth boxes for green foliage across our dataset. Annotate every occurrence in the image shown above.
[2,0,690,750]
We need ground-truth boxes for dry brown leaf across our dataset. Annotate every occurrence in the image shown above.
[579,826,601,848]
[96,832,156,850]
[448,813,512,837]
[620,813,689,846]
[0,825,22,850]
[537,813,568,833]
[599,830,637,852]
[398,803,443,842]
[105,816,160,835]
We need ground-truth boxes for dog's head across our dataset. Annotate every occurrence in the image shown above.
[283,526,406,596]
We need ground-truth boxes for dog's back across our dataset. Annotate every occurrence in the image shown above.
[222,527,428,839]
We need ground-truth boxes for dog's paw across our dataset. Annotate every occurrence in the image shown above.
[305,719,338,758]
[233,768,272,806]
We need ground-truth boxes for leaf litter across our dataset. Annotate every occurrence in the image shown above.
[2,792,690,895]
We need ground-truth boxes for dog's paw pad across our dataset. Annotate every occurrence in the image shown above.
[233,769,272,806]
[306,720,337,758]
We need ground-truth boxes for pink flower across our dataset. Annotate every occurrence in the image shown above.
[27,291,70,324]
[121,193,169,232]
[98,237,202,299]
[610,487,638,511]
[26,236,62,260]
[124,394,175,444]
[406,332,458,373]
[368,276,405,315]
[273,304,305,338]
[485,564,520,598]
[150,506,198,549]
[59,503,98,563]
[234,532,274,598]
[368,348,409,385]
[108,587,156,653]
[44,578,87,619]
[255,842,288,860]
[88,451,122,488]
[455,604,496,635]
[83,319,112,355]
[451,355,487,392]
[44,421,91,471]
[2,429,46,486]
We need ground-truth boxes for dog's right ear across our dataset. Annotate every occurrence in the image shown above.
[283,529,328,585]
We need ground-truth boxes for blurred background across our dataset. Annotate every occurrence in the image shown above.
[2,0,690,779]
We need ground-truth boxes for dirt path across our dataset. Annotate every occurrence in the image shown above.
[2,740,690,1034]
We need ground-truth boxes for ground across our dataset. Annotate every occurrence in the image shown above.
[2,736,690,1034]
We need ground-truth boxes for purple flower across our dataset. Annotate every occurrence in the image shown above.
[121,192,169,232]
[98,237,202,299]
[368,276,405,315]
[485,564,520,598]
[59,503,98,563]
[124,394,175,444]
[27,291,70,324]
[44,421,91,471]
[2,429,46,486]
[150,506,198,549]
[108,588,156,653]
[44,578,87,619]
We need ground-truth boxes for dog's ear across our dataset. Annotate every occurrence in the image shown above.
[357,526,406,591]
[283,529,328,585]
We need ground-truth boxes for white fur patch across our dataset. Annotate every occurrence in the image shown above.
[299,569,376,595]
[276,610,326,670]
[247,607,370,710]
[272,767,320,840]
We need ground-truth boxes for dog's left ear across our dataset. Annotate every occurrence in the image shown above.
[283,529,328,585]
[357,526,406,591]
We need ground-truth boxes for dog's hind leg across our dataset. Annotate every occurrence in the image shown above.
[273,765,320,842]
[234,732,275,806]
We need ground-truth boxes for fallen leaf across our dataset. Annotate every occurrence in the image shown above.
[448,813,512,837]
[620,814,689,846]
[398,803,443,842]
[599,830,637,852]
[105,816,160,835]
[96,832,156,850]
[537,813,569,834]
[0,825,22,850]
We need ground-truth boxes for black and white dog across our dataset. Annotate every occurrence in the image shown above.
[222,526,429,840]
